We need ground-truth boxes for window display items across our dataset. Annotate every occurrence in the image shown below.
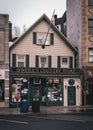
[47,78,63,104]
[12,78,28,102]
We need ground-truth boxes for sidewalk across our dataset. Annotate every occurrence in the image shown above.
[0,106,93,115]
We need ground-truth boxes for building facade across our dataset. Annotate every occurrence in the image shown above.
[54,0,93,105]
[67,0,93,105]
[0,14,9,107]
[9,14,82,107]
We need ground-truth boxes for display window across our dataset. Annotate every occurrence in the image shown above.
[11,77,28,102]
[0,80,4,101]
[47,78,63,104]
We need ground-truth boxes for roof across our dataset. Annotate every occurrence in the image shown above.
[9,14,77,55]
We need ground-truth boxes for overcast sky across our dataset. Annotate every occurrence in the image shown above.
[0,0,66,29]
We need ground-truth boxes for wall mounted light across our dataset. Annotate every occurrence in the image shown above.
[65,85,67,89]
[77,85,79,89]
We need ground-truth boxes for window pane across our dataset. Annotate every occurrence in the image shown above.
[88,28,93,34]
[18,62,24,67]
[88,20,93,26]
[88,0,93,6]
[89,49,93,55]
[88,19,93,34]
[44,34,49,45]
[62,58,68,68]
[89,57,93,62]
[89,48,93,62]
[17,55,24,67]
[18,55,24,62]
[62,58,68,62]
[38,33,43,44]
[40,57,47,68]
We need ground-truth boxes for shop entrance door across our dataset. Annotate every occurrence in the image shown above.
[68,86,76,106]
[32,78,41,103]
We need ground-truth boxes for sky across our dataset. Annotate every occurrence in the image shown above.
[0,0,66,30]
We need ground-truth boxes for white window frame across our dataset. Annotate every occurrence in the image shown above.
[88,48,93,62]
[39,56,48,68]
[61,57,69,68]
[88,19,93,34]
[37,32,50,45]
[17,55,25,67]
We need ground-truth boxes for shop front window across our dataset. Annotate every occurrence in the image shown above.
[47,78,63,104]
[12,77,28,102]
[0,80,4,101]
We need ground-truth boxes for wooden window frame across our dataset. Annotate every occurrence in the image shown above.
[37,32,50,45]
[39,56,48,68]
[61,57,69,68]
[16,54,26,67]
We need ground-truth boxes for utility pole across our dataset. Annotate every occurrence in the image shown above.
[42,9,55,49]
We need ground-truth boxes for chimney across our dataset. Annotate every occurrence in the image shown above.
[9,21,12,41]
[54,15,57,25]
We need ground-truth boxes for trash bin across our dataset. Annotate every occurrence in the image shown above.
[32,98,40,113]
[20,99,28,112]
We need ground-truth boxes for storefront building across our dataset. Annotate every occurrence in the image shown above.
[9,14,82,107]
[10,68,82,106]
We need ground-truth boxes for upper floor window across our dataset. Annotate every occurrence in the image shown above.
[88,19,93,34]
[88,0,93,6]
[33,32,54,45]
[37,33,49,45]
[88,48,93,62]
[40,56,48,68]
[61,57,69,68]
[12,54,29,67]
[35,55,51,68]
[57,56,73,68]
[17,55,25,67]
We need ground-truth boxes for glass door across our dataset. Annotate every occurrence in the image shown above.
[32,78,41,102]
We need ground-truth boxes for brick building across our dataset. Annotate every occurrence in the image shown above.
[0,14,9,107]
[54,0,93,105]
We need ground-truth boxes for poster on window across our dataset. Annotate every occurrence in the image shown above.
[12,77,28,102]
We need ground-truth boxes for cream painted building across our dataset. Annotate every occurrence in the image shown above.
[9,14,82,107]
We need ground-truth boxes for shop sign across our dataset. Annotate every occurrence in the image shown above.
[11,67,82,74]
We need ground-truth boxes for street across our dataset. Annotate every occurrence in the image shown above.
[0,114,93,130]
